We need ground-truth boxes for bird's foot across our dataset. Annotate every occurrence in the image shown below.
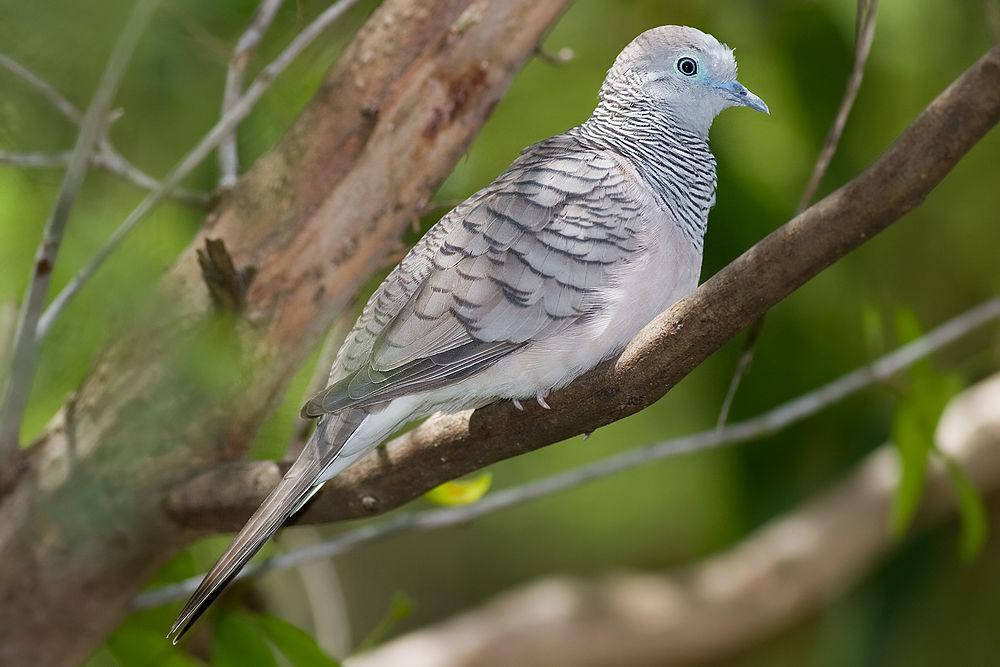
[512,398,525,411]
[536,390,551,410]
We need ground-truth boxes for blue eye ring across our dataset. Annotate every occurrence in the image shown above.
[677,57,698,76]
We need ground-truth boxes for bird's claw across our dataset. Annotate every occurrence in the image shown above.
[512,399,524,411]
[536,391,551,410]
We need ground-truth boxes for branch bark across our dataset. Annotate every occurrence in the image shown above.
[167,44,1000,531]
[347,372,1000,667]
[0,1,569,665]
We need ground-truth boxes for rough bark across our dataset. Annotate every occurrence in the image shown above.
[0,1,569,664]
[168,45,1000,532]
[347,372,1000,667]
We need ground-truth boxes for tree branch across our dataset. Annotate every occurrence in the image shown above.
[135,297,1000,605]
[34,0,366,341]
[346,372,1000,667]
[0,0,161,490]
[218,0,287,189]
[0,52,209,206]
[716,0,880,428]
[166,44,1000,531]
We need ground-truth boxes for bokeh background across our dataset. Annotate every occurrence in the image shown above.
[2,0,999,664]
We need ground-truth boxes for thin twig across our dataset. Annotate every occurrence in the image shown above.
[35,0,364,342]
[0,303,16,388]
[134,296,1000,609]
[0,0,162,486]
[0,150,73,169]
[0,53,209,207]
[535,45,575,65]
[717,0,879,429]
[219,0,287,189]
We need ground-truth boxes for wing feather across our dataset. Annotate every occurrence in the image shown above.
[302,140,646,418]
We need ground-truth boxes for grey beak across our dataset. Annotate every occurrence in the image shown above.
[717,80,769,115]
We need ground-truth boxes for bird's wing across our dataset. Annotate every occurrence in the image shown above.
[302,144,646,417]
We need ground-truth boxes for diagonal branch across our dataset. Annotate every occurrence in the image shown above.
[136,297,1000,606]
[218,0,287,189]
[166,44,1000,532]
[34,0,364,342]
[0,0,161,490]
[0,53,209,206]
[716,0,880,427]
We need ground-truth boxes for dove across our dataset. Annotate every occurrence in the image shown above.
[169,24,768,641]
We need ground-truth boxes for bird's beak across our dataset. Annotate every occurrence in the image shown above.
[716,80,769,115]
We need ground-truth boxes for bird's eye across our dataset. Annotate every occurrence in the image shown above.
[676,57,698,76]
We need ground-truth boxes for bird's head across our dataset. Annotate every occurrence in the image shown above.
[601,25,769,136]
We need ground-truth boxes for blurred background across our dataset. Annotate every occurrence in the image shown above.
[2,0,999,664]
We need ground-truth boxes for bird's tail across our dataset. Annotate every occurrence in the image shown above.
[167,409,366,643]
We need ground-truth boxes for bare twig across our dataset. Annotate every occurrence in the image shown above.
[0,53,83,122]
[983,0,1000,43]
[717,0,879,428]
[35,0,365,342]
[0,303,16,387]
[0,0,161,488]
[0,53,209,206]
[218,0,287,189]
[348,373,1000,667]
[535,45,575,65]
[136,297,1000,608]
[0,150,73,168]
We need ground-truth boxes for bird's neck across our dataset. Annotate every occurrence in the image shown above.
[575,97,718,251]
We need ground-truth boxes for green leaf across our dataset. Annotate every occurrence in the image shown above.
[355,592,416,653]
[424,472,492,506]
[861,303,885,358]
[889,400,933,539]
[103,615,202,667]
[940,454,989,561]
[254,614,342,667]
[213,611,277,667]
[888,308,965,540]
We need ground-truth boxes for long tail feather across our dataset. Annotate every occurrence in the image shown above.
[167,453,323,643]
[167,409,367,643]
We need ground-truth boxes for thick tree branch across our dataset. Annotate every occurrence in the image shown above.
[168,44,1000,530]
[347,372,1000,667]
[0,2,571,665]
[135,297,1000,605]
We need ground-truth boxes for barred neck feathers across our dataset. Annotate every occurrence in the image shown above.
[574,86,718,252]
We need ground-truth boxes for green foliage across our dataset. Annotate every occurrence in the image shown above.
[941,454,989,562]
[255,614,343,667]
[887,309,987,560]
[210,610,343,667]
[424,472,493,506]
[212,612,278,667]
[355,592,416,653]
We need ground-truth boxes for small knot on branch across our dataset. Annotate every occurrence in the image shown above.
[196,238,256,314]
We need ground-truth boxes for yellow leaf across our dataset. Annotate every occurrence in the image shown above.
[425,472,492,506]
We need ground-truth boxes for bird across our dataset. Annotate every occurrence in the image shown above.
[168,24,768,642]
